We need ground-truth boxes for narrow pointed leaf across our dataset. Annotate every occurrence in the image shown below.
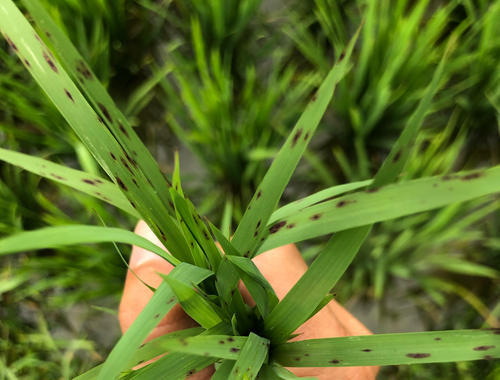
[260,167,500,252]
[0,0,191,263]
[269,179,372,223]
[21,0,176,213]
[273,329,500,367]
[0,147,138,217]
[97,263,213,380]
[0,225,179,265]
[162,276,223,329]
[263,226,371,342]
[231,28,360,258]
[73,328,203,380]
[228,333,269,380]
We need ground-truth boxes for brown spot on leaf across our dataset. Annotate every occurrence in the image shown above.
[6,36,18,51]
[312,93,318,102]
[257,190,262,199]
[339,51,346,61]
[24,59,31,68]
[121,157,133,174]
[130,202,136,209]
[227,337,235,342]
[230,347,240,353]
[82,179,96,185]
[337,199,355,208]
[119,123,129,138]
[434,337,441,341]
[50,173,65,180]
[116,177,127,191]
[110,152,116,160]
[76,60,92,79]
[98,103,112,123]
[329,359,340,364]
[310,213,322,220]
[154,313,160,319]
[406,353,431,359]
[304,132,310,141]
[43,51,58,73]
[294,357,301,361]
[292,129,303,147]
[219,340,225,344]
[473,345,495,351]
[269,221,287,233]
[461,172,483,181]
[393,150,402,163]
[286,223,295,229]
[64,89,74,102]
[362,349,372,352]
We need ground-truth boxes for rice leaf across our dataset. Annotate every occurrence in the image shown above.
[0,225,179,265]
[161,275,223,329]
[230,26,361,258]
[0,0,192,263]
[370,36,455,188]
[260,166,500,252]
[228,333,269,380]
[212,360,235,380]
[73,328,203,380]
[0,147,138,217]
[273,329,500,367]
[269,179,372,223]
[21,0,176,214]
[226,255,279,319]
[261,364,318,379]
[263,226,371,342]
[97,263,213,380]
[170,191,222,270]
[121,324,232,380]
[132,334,247,360]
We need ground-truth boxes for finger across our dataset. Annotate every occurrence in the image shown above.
[118,221,197,340]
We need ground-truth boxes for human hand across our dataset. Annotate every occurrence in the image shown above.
[119,221,379,379]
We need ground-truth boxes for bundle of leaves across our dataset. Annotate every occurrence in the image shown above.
[0,0,499,379]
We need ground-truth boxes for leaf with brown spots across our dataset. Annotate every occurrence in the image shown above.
[273,329,500,367]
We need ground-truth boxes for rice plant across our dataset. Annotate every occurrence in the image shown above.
[0,0,499,379]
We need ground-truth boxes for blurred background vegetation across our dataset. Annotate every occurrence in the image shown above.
[0,0,499,378]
